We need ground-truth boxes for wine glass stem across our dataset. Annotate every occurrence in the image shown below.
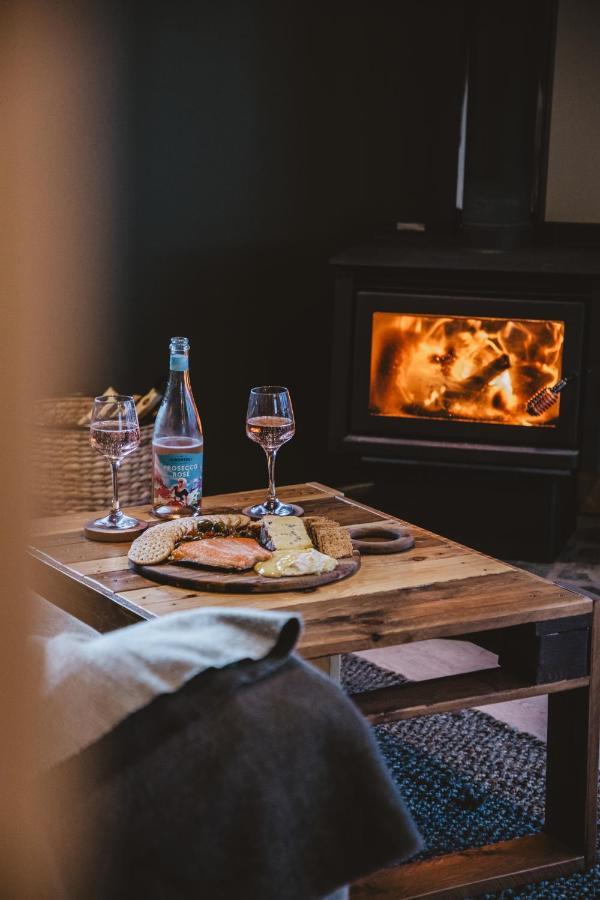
[110,460,121,518]
[265,449,278,510]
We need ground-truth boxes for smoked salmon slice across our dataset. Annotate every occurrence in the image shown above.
[171,537,271,571]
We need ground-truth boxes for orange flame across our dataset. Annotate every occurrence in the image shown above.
[369,312,565,427]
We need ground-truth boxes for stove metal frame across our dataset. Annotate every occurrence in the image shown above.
[330,264,592,474]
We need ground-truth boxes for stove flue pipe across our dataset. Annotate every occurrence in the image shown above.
[461,0,555,249]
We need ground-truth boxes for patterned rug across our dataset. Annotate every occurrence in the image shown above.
[341,654,600,899]
[512,514,600,600]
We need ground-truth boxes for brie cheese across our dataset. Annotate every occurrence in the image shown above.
[254,548,337,578]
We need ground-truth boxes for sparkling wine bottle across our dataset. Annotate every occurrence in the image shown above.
[152,337,204,518]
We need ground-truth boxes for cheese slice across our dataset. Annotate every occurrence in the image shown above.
[260,515,312,551]
[254,548,337,578]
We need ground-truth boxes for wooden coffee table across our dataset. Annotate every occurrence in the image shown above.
[30,481,599,899]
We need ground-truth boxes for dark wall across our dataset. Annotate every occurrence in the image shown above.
[102,1,465,493]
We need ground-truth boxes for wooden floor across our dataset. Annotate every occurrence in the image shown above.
[358,640,549,741]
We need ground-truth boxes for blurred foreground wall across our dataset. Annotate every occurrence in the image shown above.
[1,1,117,894]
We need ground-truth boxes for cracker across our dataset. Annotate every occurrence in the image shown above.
[167,518,196,540]
[304,516,336,544]
[129,528,176,565]
[128,518,197,565]
[304,515,331,526]
[305,517,354,559]
[310,526,353,559]
[203,513,250,530]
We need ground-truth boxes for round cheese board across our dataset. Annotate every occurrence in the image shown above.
[129,551,361,594]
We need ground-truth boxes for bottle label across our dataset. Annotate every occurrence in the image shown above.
[153,451,203,508]
[169,353,189,372]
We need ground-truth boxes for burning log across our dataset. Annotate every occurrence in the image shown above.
[370,333,403,413]
[430,348,456,378]
[369,311,565,426]
[444,353,511,401]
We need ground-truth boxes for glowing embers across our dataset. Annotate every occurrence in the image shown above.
[369,312,565,427]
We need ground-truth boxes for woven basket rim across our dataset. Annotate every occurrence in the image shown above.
[34,421,155,433]
[34,394,155,432]
[32,394,154,514]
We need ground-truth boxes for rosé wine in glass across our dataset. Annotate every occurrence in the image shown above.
[89,395,143,532]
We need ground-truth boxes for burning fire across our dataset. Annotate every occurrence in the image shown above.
[369,312,565,427]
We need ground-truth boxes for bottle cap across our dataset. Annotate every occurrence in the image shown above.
[170,336,190,352]
[170,337,190,371]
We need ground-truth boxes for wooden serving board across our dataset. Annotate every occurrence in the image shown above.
[129,552,361,594]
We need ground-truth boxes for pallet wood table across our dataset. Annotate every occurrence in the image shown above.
[29,481,599,899]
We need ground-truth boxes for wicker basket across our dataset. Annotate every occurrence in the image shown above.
[33,396,153,515]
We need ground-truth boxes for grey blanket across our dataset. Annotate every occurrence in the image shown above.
[34,605,303,770]
[45,650,422,899]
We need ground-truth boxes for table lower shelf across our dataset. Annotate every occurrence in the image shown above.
[352,833,584,899]
[351,666,590,724]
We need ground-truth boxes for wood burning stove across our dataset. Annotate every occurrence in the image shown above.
[353,292,582,455]
[327,3,600,560]
[329,236,600,560]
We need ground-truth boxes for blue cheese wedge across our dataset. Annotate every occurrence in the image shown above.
[260,515,312,551]
[255,548,337,578]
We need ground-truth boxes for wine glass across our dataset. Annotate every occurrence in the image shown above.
[244,386,304,518]
[89,395,144,531]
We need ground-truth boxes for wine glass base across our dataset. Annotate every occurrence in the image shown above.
[242,502,304,519]
[84,515,149,543]
[93,512,142,529]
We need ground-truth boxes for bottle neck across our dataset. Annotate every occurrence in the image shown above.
[165,367,192,395]
[154,348,201,439]
[169,350,189,372]
[166,349,192,393]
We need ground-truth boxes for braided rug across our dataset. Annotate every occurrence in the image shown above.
[341,654,600,899]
